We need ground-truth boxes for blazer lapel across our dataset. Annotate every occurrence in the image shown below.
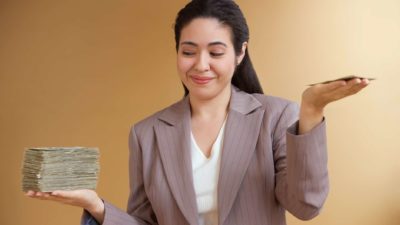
[154,86,264,225]
[154,96,199,225]
[218,87,265,225]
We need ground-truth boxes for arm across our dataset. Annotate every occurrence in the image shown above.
[93,126,157,225]
[274,77,370,219]
[27,126,157,225]
[273,102,329,220]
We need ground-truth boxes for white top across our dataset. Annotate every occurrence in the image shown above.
[191,119,226,225]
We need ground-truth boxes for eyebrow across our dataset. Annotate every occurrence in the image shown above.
[180,41,227,47]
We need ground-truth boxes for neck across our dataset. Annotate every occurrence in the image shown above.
[189,85,231,119]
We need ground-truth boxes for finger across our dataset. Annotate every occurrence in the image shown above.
[45,193,84,207]
[347,78,362,86]
[26,190,35,197]
[348,81,369,95]
[34,192,52,200]
[27,192,47,200]
[36,192,72,202]
[36,192,50,197]
[317,80,347,93]
[50,190,86,204]
[25,190,74,204]
[344,78,370,95]
[26,191,54,198]
[26,191,45,200]
[331,78,361,93]
[361,78,370,85]
[330,78,369,100]
[51,190,78,198]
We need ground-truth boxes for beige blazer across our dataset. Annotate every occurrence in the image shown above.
[83,86,329,225]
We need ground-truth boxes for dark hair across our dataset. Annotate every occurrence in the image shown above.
[174,0,264,95]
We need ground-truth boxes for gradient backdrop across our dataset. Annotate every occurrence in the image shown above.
[1,0,399,224]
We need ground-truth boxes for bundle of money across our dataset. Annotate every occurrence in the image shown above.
[22,147,100,192]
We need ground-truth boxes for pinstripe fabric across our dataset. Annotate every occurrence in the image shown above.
[82,85,329,225]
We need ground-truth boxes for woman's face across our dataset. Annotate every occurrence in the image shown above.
[177,18,246,101]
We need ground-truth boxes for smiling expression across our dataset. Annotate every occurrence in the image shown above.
[177,18,246,101]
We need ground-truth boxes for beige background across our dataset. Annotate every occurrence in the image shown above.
[1,0,399,224]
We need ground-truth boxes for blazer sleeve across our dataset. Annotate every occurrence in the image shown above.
[273,102,329,220]
[81,126,157,225]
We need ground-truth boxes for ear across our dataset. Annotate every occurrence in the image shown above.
[236,42,248,65]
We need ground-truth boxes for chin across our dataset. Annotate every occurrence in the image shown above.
[189,88,217,100]
[188,84,231,101]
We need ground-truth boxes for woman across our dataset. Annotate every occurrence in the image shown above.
[26,0,370,224]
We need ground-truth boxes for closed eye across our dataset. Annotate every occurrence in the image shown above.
[182,51,195,56]
[210,52,224,57]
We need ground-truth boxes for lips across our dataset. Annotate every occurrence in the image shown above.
[190,75,214,85]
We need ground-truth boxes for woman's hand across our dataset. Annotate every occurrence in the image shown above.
[26,189,105,224]
[299,78,370,134]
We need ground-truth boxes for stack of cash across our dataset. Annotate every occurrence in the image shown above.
[22,147,100,192]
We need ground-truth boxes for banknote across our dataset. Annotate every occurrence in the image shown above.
[308,75,376,86]
[22,147,100,192]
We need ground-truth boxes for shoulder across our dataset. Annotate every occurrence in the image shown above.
[249,93,299,134]
[251,93,299,115]
[130,98,185,137]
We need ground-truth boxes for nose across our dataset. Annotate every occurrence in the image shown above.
[193,52,210,72]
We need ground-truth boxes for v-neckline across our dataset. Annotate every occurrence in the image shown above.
[191,118,227,159]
